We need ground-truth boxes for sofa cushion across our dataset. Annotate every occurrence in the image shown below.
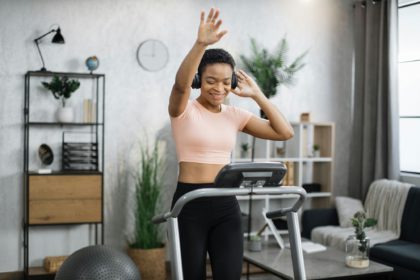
[335,196,364,227]
[311,226,397,251]
[400,186,420,243]
[301,208,339,239]
[371,240,420,273]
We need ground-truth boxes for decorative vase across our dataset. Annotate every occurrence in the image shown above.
[128,247,166,280]
[313,150,321,158]
[276,147,285,157]
[345,235,370,268]
[240,150,249,158]
[56,107,74,123]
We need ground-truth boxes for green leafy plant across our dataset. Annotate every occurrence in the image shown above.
[250,234,261,241]
[241,142,249,152]
[130,142,164,249]
[351,211,377,253]
[42,75,80,107]
[313,144,320,151]
[240,37,307,98]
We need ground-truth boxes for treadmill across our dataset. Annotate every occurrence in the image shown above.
[152,162,307,280]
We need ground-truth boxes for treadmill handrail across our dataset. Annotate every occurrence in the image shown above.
[152,187,306,224]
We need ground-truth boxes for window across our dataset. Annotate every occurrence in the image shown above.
[398,1,420,174]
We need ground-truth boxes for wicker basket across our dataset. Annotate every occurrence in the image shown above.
[44,255,68,273]
[128,247,166,280]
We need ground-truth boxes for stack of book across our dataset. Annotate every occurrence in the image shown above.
[282,161,295,186]
[83,98,96,123]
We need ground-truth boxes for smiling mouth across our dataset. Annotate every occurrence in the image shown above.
[210,93,225,99]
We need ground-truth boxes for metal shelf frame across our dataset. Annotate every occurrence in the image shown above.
[23,70,106,279]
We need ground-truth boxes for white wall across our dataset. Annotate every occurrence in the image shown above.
[0,0,354,272]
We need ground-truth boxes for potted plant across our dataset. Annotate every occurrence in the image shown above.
[240,37,307,118]
[127,142,166,280]
[240,142,249,158]
[345,211,377,268]
[42,75,80,122]
[313,144,321,158]
[249,234,262,252]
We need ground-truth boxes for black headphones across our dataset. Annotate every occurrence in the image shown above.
[191,72,238,89]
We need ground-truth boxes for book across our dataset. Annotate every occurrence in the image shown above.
[83,98,96,122]
[301,241,327,253]
[285,241,327,254]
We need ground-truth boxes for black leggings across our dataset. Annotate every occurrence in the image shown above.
[171,182,243,280]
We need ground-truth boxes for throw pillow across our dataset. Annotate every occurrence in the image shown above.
[335,196,364,227]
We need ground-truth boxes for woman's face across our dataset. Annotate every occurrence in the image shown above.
[200,63,233,106]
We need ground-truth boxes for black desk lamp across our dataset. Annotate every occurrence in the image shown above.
[34,27,65,71]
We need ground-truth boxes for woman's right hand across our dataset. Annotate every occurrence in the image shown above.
[197,8,227,46]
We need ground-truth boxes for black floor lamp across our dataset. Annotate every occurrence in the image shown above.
[34,26,65,71]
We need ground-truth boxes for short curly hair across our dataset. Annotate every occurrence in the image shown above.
[197,48,236,76]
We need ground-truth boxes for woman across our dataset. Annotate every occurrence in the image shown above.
[169,8,294,280]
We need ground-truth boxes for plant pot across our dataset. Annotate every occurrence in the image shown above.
[249,239,262,252]
[313,150,321,158]
[345,235,370,268]
[240,150,249,158]
[56,107,74,123]
[128,246,166,280]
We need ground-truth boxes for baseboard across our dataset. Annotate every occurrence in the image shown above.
[0,271,23,280]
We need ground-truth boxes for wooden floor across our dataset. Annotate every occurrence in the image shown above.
[241,275,280,280]
[0,271,23,280]
[0,262,276,280]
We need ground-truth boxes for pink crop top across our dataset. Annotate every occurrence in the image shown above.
[170,99,253,164]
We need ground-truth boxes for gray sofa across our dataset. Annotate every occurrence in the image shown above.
[301,186,420,280]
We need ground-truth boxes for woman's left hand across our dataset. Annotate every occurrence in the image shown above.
[231,70,263,99]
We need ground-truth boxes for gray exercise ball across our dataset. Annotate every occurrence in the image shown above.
[55,245,141,280]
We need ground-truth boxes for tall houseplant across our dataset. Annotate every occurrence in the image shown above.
[42,75,80,122]
[240,37,307,117]
[128,142,166,280]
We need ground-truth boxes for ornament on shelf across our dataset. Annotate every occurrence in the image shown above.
[85,56,99,73]
[300,112,311,122]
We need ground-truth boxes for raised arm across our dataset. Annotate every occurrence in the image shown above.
[168,8,227,118]
[232,70,294,141]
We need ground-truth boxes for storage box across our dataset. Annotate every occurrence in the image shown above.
[44,255,68,273]
[302,183,321,193]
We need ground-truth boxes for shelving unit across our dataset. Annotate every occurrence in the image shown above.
[233,122,335,237]
[23,71,105,279]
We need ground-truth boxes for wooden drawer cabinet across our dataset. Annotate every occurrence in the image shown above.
[28,175,102,225]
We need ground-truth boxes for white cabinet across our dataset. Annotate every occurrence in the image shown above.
[233,122,335,236]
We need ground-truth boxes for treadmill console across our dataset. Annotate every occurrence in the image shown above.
[214,162,287,188]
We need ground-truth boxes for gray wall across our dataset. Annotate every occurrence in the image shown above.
[0,0,354,272]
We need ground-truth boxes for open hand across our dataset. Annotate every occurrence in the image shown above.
[231,70,263,98]
[197,8,228,46]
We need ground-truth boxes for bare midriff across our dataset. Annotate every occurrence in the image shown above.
[178,162,226,184]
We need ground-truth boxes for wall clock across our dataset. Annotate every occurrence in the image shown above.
[136,39,169,71]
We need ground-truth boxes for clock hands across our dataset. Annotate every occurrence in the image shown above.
[137,39,168,71]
